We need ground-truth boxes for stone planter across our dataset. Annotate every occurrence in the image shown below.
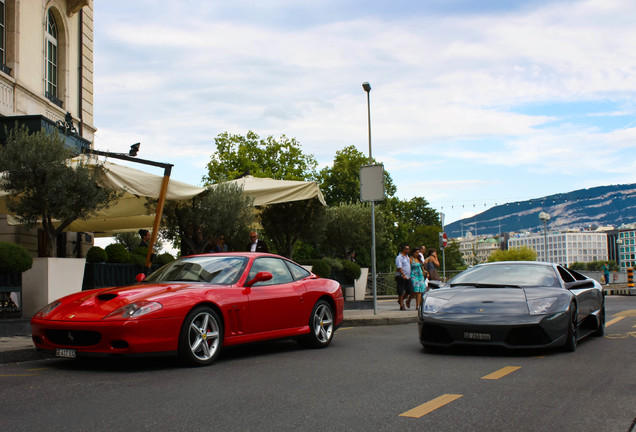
[354,267,369,300]
[22,258,86,318]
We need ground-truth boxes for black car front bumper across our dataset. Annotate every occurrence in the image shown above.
[418,310,570,350]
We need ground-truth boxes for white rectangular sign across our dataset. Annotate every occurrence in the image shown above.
[360,164,385,202]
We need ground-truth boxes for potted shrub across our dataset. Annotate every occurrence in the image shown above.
[85,246,108,264]
[105,243,130,263]
[82,246,108,291]
[0,242,33,318]
[154,252,175,266]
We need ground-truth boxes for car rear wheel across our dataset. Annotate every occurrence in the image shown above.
[179,306,223,366]
[563,304,578,352]
[592,302,605,337]
[299,300,334,349]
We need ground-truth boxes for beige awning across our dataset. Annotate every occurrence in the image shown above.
[217,175,326,206]
[0,156,205,236]
[1,162,325,237]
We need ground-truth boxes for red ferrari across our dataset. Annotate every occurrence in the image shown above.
[31,253,344,366]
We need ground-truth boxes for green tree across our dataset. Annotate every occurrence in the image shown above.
[203,131,317,184]
[442,241,466,271]
[381,197,440,251]
[317,145,396,206]
[161,182,254,256]
[406,226,443,252]
[260,198,327,259]
[319,203,392,271]
[0,127,119,257]
[488,247,537,262]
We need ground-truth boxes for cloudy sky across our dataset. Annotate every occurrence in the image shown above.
[92,0,636,225]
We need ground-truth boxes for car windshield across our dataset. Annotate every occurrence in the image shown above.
[145,256,248,285]
[450,264,561,288]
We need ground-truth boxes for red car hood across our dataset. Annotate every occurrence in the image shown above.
[41,283,202,321]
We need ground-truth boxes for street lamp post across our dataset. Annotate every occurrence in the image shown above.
[539,212,551,262]
[362,82,378,315]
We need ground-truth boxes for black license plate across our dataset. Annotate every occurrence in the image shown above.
[55,348,77,358]
[464,332,491,341]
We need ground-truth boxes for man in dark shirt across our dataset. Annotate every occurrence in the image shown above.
[247,230,268,253]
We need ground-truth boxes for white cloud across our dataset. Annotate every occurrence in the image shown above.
[92,0,636,225]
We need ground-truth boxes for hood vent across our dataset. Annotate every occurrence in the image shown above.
[97,293,118,301]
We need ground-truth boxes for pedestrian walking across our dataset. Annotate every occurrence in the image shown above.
[425,248,440,281]
[395,244,413,310]
[602,261,610,285]
[410,247,428,310]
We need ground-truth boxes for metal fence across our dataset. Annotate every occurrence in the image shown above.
[365,270,463,296]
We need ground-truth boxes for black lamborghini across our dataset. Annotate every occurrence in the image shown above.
[418,261,605,352]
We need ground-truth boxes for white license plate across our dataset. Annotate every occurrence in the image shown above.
[464,332,491,341]
[56,348,77,358]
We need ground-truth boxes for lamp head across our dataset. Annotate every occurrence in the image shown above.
[129,143,140,157]
[362,82,371,92]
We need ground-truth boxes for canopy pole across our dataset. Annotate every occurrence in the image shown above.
[145,166,172,273]
[81,147,174,274]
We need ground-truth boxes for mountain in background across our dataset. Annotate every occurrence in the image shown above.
[445,184,636,238]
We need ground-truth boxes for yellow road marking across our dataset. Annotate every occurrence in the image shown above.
[606,317,625,327]
[400,394,463,418]
[605,331,636,340]
[481,366,521,380]
[27,368,49,371]
[614,309,636,318]
[338,327,353,331]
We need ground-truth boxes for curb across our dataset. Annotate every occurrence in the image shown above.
[342,316,418,326]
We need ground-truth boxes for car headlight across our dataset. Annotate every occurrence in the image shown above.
[527,297,557,315]
[422,297,448,314]
[104,301,163,320]
[34,300,61,318]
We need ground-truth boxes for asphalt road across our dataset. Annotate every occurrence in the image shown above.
[1,297,634,432]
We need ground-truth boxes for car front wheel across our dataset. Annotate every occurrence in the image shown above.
[563,304,578,352]
[299,300,334,349]
[179,306,223,366]
[593,302,605,337]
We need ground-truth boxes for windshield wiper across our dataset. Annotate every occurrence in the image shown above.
[450,282,522,288]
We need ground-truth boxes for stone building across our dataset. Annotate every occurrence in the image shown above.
[508,230,608,267]
[0,0,94,257]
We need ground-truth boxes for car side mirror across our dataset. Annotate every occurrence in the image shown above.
[246,271,273,287]
[135,273,146,283]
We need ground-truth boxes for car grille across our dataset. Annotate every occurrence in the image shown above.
[46,329,101,346]
[419,324,453,344]
[506,326,551,346]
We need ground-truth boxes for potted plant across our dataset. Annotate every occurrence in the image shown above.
[0,242,33,318]
[0,126,120,316]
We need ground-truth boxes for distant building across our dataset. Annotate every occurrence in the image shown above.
[617,225,636,271]
[508,231,608,267]
[456,233,503,266]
